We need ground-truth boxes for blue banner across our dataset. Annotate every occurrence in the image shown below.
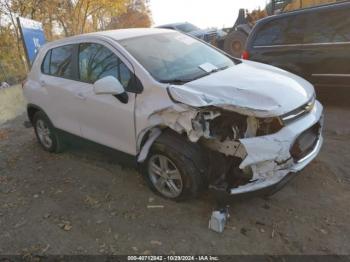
[17,17,46,66]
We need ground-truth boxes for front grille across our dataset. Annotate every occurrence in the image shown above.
[290,122,321,162]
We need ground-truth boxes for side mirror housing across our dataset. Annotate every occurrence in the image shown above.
[94,76,125,95]
[93,76,128,103]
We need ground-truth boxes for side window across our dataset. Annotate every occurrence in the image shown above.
[50,45,75,79]
[119,62,132,88]
[78,43,132,89]
[253,15,304,46]
[304,9,350,44]
[41,50,51,74]
[253,20,286,46]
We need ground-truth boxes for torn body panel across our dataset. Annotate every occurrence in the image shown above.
[136,82,323,195]
[229,101,323,194]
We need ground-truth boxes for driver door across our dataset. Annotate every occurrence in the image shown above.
[74,42,137,155]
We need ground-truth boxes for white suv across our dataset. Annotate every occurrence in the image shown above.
[24,28,323,200]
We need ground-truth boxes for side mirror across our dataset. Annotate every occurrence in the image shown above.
[93,76,128,103]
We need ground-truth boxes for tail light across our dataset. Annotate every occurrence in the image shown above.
[241,51,249,60]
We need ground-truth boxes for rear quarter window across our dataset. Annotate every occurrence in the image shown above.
[49,45,75,79]
[303,8,350,43]
[41,50,51,74]
[253,6,350,47]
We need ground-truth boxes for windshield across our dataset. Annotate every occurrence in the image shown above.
[175,23,200,33]
[119,32,235,83]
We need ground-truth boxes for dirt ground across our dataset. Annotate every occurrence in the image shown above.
[0,88,349,255]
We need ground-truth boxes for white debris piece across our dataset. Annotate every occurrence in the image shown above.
[209,209,230,233]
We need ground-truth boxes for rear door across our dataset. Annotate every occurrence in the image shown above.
[301,7,350,88]
[40,44,83,136]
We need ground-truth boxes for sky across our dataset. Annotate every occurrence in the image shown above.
[150,0,269,29]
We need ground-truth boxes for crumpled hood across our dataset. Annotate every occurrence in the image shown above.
[168,60,315,117]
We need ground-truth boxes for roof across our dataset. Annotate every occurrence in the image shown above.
[155,22,188,28]
[87,28,173,41]
[44,28,174,48]
[256,0,350,25]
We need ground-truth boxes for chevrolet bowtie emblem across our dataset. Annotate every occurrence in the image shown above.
[305,101,314,112]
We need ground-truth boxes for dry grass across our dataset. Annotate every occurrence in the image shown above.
[0,85,26,125]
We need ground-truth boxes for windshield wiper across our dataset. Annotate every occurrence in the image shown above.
[160,73,211,84]
[159,79,190,84]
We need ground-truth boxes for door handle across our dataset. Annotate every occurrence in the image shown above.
[76,92,87,100]
[40,80,46,86]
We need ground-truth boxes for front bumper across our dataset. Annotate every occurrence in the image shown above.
[220,100,324,196]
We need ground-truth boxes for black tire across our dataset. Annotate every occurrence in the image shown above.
[223,30,248,58]
[140,130,208,201]
[33,111,64,153]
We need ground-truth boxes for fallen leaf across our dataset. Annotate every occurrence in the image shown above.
[59,220,72,231]
[0,130,9,140]
[147,205,164,209]
[150,240,162,246]
[42,244,50,253]
[256,221,266,226]
[240,227,248,236]
[85,195,99,206]
[14,220,27,228]
[63,224,72,231]
[320,229,328,235]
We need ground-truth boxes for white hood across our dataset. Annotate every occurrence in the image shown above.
[168,60,315,117]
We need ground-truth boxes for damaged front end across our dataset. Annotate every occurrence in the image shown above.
[138,85,324,197]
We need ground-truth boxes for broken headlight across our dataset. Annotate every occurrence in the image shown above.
[208,111,284,139]
[208,110,247,141]
[194,108,284,142]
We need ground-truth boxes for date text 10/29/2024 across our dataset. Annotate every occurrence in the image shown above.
[127,256,220,261]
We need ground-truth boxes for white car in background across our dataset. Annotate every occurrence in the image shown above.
[23,28,323,201]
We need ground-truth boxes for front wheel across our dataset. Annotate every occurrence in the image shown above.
[148,154,184,199]
[141,130,207,201]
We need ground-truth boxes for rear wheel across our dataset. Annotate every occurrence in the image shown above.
[223,30,248,58]
[141,130,207,201]
[33,111,64,153]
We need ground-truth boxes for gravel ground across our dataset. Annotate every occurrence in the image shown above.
[0,91,349,255]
